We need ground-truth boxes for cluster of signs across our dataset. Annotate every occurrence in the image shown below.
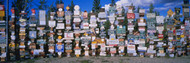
[0,5,6,61]
[1,0,190,62]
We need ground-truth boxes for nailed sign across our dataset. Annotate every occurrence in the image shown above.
[0,5,5,17]
[156,16,164,23]
[146,13,156,18]
[39,10,46,25]
[139,9,145,13]
[127,13,135,19]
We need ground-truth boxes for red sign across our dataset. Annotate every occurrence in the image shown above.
[158,34,163,38]
[11,9,15,14]
[31,9,35,13]
[127,13,135,19]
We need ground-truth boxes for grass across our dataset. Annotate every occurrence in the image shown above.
[101,60,109,63]
[80,60,93,63]
[119,59,124,63]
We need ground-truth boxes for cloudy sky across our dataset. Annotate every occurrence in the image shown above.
[6,0,187,17]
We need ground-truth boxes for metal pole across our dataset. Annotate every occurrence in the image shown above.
[6,0,9,61]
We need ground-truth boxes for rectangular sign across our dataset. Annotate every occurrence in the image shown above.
[56,23,65,29]
[39,10,46,25]
[139,9,145,13]
[127,13,135,19]
[184,8,189,12]
[49,21,56,27]
[156,16,164,23]
[0,5,5,17]
[147,13,156,18]
[64,33,74,38]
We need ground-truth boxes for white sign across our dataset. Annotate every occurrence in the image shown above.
[127,45,135,50]
[147,13,156,18]
[138,23,146,26]
[73,18,81,22]
[56,23,65,29]
[75,50,81,54]
[156,16,164,23]
[49,21,56,27]
[137,47,147,51]
[39,10,46,25]
[139,9,145,13]
[64,33,74,38]
[98,12,106,18]
[110,48,116,53]
[107,39,119,46]
[184,8,189,12]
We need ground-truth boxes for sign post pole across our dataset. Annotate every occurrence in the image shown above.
[6,0,9,61]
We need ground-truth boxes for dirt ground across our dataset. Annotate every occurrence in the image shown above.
[12,56,190,63]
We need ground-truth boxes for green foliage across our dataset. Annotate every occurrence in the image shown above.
[12,0,34,19]
[131,3,135,11]
[47,2,56,21]
[70,0,75,13]
[111,0,115,6]
[38,0,48,10]
[92,0,101,13]
[56,0,63,4]
[0,0,4,4]
[155,11,160,16]
[149,3,154,13]
[137,6,140,13]
[105,20,111,35]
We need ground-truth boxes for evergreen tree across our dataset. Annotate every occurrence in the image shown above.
[137,6,140,13]
[38,0,48,10]
[56,0,63,4]
[12,0,33,19]
[70,0,74,13]
[155,11,160,16]
[111,0,115,6]
[0,0,4,4]
[47,2,56,20]
[92,0,101,13]
[149,3,154,13]
[131,3,135,11]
